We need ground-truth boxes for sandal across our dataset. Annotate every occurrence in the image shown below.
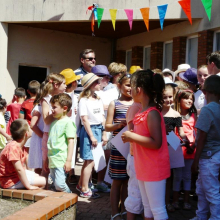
[111,213,121,220]
[183,202,192,210]
[166,203,175,212]
[121,211,127,220]
[172,201,180,210]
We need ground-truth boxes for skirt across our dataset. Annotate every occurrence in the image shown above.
[79,124,102,160]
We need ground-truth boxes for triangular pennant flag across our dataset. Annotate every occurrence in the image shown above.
[140,8,150,31]
[178,0,192,25]
[201,0,212,21]
[124,9,133,31]
[157,4,168,30]
[97,8,104,28]
[94,8,98,20]
[109,9,117,30]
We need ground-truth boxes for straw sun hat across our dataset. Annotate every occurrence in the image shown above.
[81,73,102,90]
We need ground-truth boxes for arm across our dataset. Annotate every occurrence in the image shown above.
[41,100,54,125]
[105,101,126,132]
[0,126,12,141]
[64,138,74,172]
[102,115,107,146]
[30,111,43,138]
[122,110,162,149]
[12,160,39,189]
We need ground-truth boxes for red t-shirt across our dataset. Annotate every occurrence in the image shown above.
[0,141,28,188]
[20,99,35,125]
[6,103,22,134]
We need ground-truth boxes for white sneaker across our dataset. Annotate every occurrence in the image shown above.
[78,158,84,163]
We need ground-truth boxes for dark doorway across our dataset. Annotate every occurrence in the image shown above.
[18,65,47,98]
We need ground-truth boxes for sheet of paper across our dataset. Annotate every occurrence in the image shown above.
[168,144,185,169]
[104,160,113,185]
[71,138,77,169]
[91,142,106,172]
[110,126,130,159]
[166,131,181,151]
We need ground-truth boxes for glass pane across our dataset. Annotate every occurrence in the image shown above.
[144,47,151,69]
[216,33,220,51]
[188,37,198,68]
[126,51,132,70]
[164,43,173,69]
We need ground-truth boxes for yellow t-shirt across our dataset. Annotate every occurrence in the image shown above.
[0,112,6,150]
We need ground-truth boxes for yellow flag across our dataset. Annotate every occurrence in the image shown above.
[109,9,117,30]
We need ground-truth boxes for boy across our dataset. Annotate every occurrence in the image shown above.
[48,93,76,193]
[6,88,26,134]
[0,119,46,189]
[191,75,220,220]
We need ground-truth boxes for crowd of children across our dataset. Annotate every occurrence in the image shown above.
[0,49,220,220]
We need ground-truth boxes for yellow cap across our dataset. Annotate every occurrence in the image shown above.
[129,66,141,74]
[60,68,81,85]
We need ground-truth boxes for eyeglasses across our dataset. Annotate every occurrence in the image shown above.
[118,74,131,83]
[85,57,96,61]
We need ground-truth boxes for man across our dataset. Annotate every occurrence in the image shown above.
[74,49,96,93]
[206,51,220,75]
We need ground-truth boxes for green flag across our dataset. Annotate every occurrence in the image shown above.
[97,8,104,28]
[201,0,212,21]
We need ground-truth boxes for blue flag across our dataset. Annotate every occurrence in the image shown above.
[157,4,168,30]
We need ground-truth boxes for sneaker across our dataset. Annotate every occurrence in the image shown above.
[166,203,175,212]
[89,182,98,192]
[76,184,81,193]
[183,202,192,210]
[172,201,180,210]
[96,182,110,193]
[78,158,84,163]
[48,174,53,184]
[80,189,100,199]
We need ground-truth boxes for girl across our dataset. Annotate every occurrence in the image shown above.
[40,74,66,183]
[105,74,133,220]
[0,97,11,154]
[122,70,170,220]
[77,73,107,198]
[161,80,188,212]
[173,89,197,210]
[28,82,45,174]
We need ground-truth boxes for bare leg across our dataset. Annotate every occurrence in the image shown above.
[173,191,179,203]
[165,176,172,205]
[184,190,190,203]
[33,174,46,188]
[121,179,128,214]
[41,159,49,189]
[127,212,136,220]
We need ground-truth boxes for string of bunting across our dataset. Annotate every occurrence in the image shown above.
[86,0,213,35]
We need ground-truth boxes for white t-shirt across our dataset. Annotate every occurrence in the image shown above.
[79,97,104,125]
[42,94,52,132]
[66,92,78,123]
[96,87,119,106]
[194,90,206,111]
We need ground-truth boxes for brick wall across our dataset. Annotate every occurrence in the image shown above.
[198,30,214,67]
[150,42,163,70]
[115,50,126,64]
[131,46,143,67]
[172,36,187,71]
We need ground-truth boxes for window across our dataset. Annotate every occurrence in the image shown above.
[186,36,198,68]
[126,50,132,70]
[213,31,220,51]
[143,47,151,69]
[163,42,173,69]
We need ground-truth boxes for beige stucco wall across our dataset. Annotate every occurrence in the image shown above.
[4,24,111,101]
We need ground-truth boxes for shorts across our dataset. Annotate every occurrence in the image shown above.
[8,170,35,189]
[42,132,49,161]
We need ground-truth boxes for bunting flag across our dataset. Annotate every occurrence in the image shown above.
[109,9,117,30]
[140,8,150,31]
[124,9,133,30]
[178,0,192,25]
[157,4,168,30]
[201,0,212,21]
[97,8,104,28]
[91,12,95,33]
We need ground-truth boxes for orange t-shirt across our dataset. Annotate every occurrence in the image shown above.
[0,141,27,188]
[133,107,170,181]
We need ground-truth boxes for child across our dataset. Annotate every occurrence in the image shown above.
[47,93,76,193]
[0,119,46,189]
[173,89,197,210]
[0,97,12,153]
[77,73,107,198]
[39,73,66,183]
[122,70,170,220]
[191,75,220,220]
[6,87,26,134]
[105,74,133,220]
[161,79,187,212]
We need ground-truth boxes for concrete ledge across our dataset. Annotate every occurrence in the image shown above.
[0,188,78,220]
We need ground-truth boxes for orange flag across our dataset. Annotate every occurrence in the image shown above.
[140,8,150,31]
[178,0,192,25]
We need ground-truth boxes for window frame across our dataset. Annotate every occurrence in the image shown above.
[213,29,220,51]
[163,40,173,70]
[143,46,151,69]
[185,35,198,67]
[125,49,132,70]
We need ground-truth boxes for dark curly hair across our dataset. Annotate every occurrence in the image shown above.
[0,98,7,110]
[131,69,165,111]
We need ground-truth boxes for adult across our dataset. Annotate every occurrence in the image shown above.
[174,64,191,81]
[162,68,175,82]
[206,51,220,75]
[74,49,96,93]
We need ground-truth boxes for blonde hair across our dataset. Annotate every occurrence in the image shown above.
[39,73,65,101]
[108,62,127,76]
[78,88,100,101]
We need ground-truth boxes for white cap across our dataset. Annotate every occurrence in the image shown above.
[164,77,178,87]
[162,68,175,82]
[174,64,191,77]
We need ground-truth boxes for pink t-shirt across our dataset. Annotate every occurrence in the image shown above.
[133,107,170,181]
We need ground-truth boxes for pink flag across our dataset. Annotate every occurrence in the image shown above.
[124,9,133,30]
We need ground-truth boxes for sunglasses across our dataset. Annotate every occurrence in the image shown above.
[85,57,96,61]
[118,74,131,83]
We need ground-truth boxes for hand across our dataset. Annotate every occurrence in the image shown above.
[102,133,108,146]
[28,185,39,190]
[90,136,98,147]
[6,135,12,142]
[121,131,132,143]
[43,158,49,174]
[191,160,198,174]
[64,161,72,172]
[118,120,127,129]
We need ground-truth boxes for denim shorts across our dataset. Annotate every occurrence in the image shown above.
[80,124,102,160]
